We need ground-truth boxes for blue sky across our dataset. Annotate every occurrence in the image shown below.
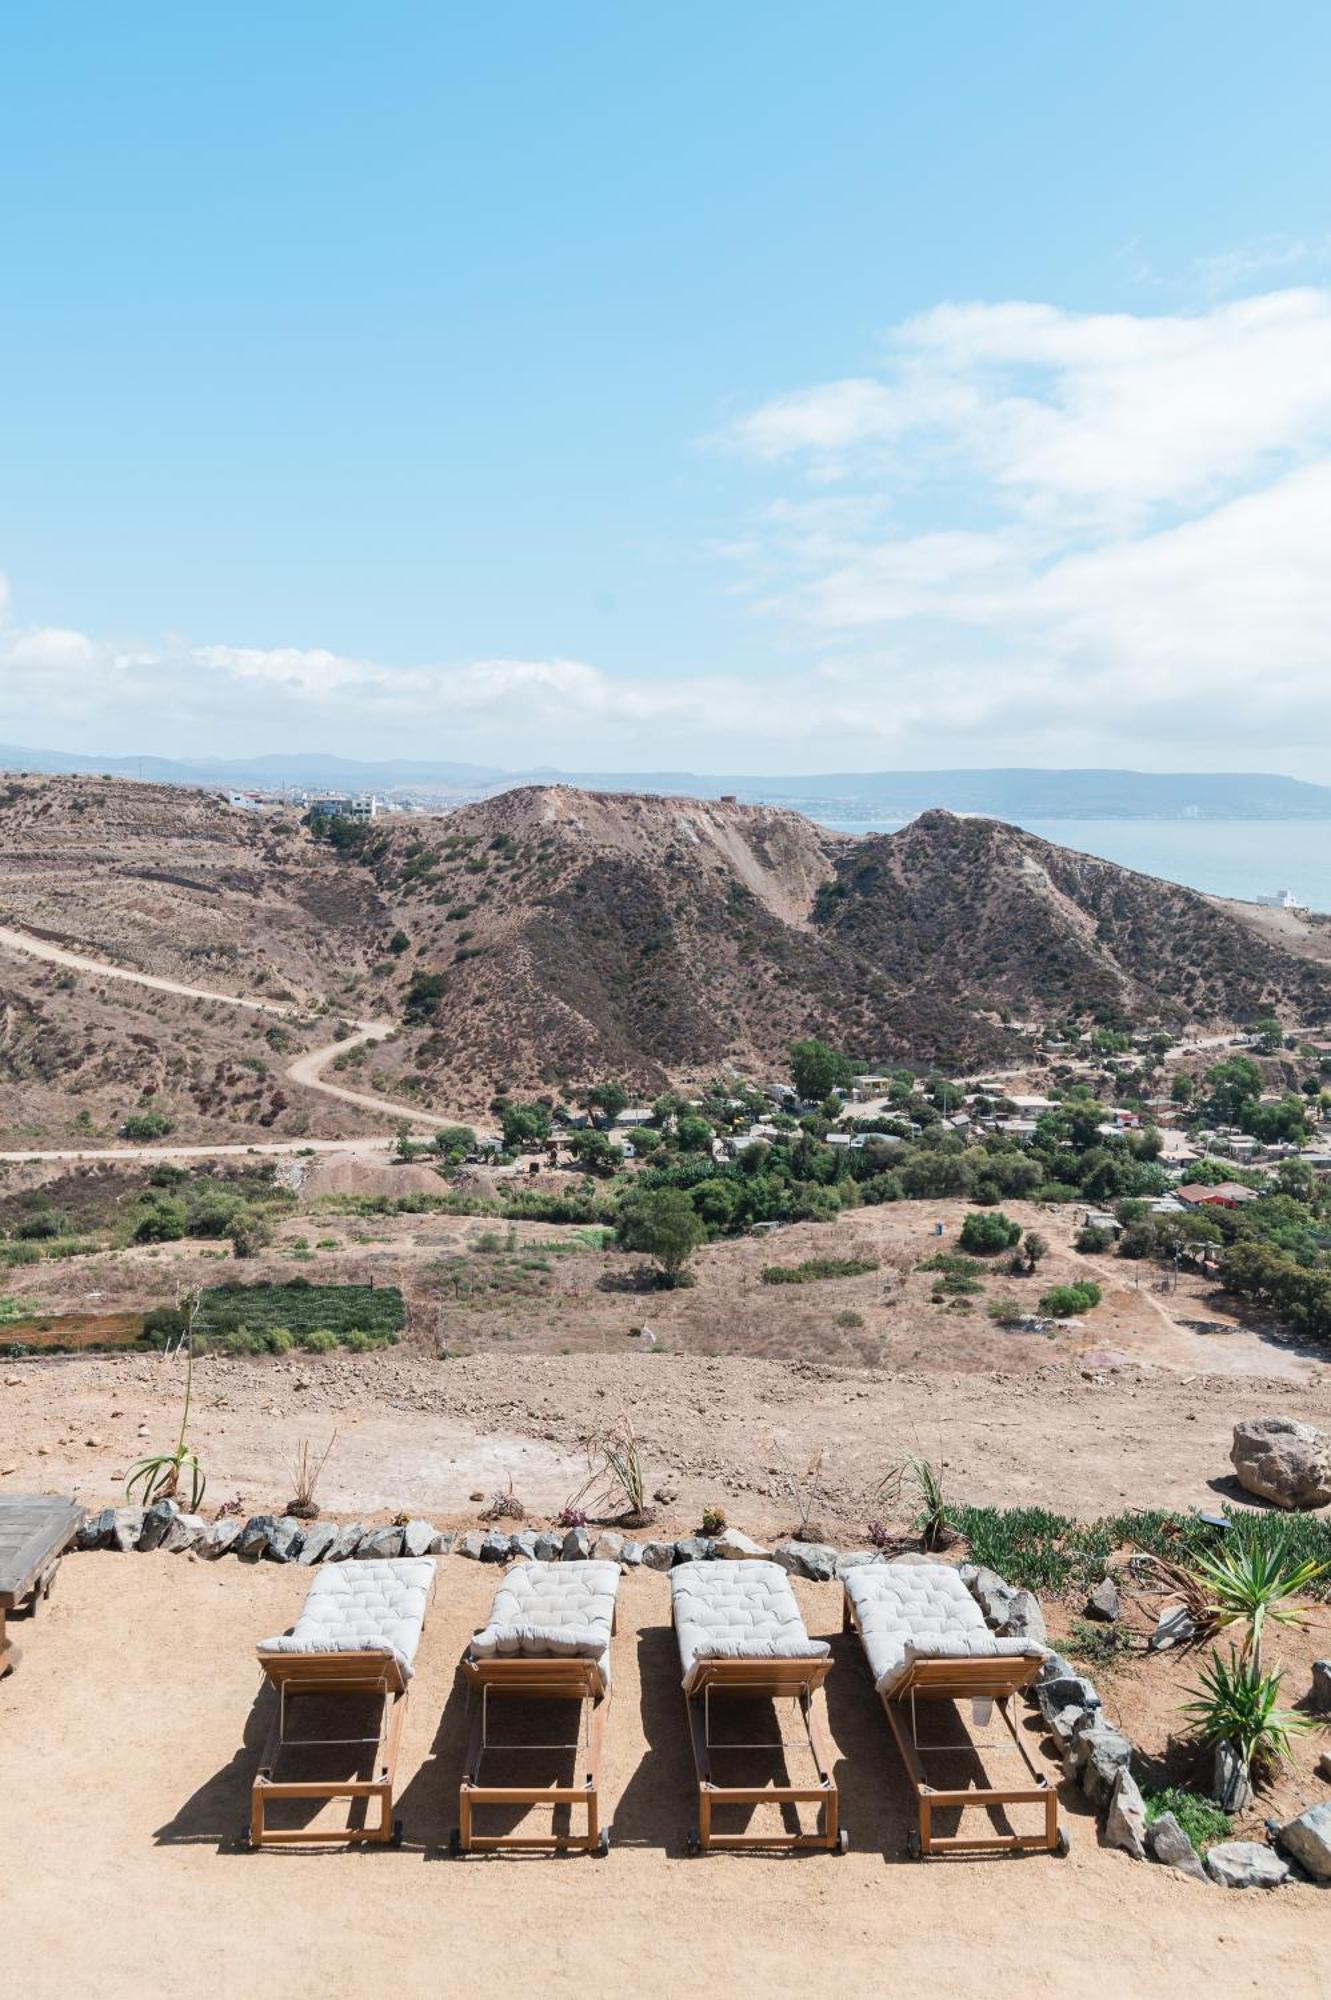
[2,3,1331,772]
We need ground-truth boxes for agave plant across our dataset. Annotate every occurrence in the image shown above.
[1182,1646,1314,1782]
[1191,1545,1329,1671]
[126,1290,206,1512]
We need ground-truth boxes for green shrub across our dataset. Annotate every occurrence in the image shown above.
[119,1110,175,1141]
[300,1328,337,1352]
[762,1256,878,1285]
[0,1243,40,1267]
[1039,1280,1102,1317]
[1142,1786,1231,1854]
[959,1210,1022,1254]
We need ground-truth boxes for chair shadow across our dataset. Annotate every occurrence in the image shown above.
[588,1624,694,1852]
[154,1678,272,1847]
[395,1665,473,1856]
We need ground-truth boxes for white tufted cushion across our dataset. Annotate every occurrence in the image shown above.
[257,1558,435,1680]
[845,1562,1044,1696]
[468,1561,619,1690]
[672,1560,829,1692]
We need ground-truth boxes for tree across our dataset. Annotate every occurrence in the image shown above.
[403,969,446,1023]
[790,1038,851,1103]
[586,1080,629,1127]
[569,1130,617,1175]
[675,1114,715,1154]
[227,1207,272,1259]
[434,1124,476,1163]
[1205,1055,1262,1124]
[616,1188,706,1286]
[134,1198,186,1243]
[388,929,410,955]
[120,1110,174,1141]
[1171,1073,1195,1105]
[959,1209,1022,1254]
[501,1102,551,1151]
[1240,1094,1310,1145]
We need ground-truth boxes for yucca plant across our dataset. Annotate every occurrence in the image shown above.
[1191,1545,1329,1672]
[1182,1646,1314,1782]
[126,1290,206,1512]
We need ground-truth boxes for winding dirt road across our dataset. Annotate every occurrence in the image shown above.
[0,922,446,1160]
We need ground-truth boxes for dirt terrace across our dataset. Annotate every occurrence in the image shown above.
[2,1555,1327,2000]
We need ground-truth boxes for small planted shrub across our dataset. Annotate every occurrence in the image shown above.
[1143,1787,1231,1855]
[119,1110,175,1141]
[701,1505,727,1536]
[1039,1280,1102,1318]
[958,1210,1022,1255]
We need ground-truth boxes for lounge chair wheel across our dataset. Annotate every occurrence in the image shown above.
[592,1827,611,1858]
[449,1827,464,1859]
[906,1828,922,1861]
[1053,1828,1070,1858]
[834,1828,850,1855]
[236,1824,254,1853]
[684,1826,702,1858]
[389,1819,405,1849]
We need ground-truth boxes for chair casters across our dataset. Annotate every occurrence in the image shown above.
[592,1827,611,1858]
[833,1827,850,1855]
[449,1827,464,1858]
[1053,1827,1070,1857]
[906,1827,922,1860]
[683,1826,702,1857]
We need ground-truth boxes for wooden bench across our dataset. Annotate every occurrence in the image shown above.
[0,1495,84,1677]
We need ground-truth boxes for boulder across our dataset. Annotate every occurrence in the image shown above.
[456,1530,488,1561]
[296,1521,338,1565]
[620,1540,644,1567]
[1037,1673,1100,1729]
[199,1518,242,1560]
[508,1529,539,1561]
[78,1507,116,1552]
[1034,1652,1075,1687]
[1104,1768,1148,1859]
[1086,1577,1120,1623]
[673,1537,714,1565]
[1310,1660,1331,1715]
[107,1508,145,1555]
[328,1520,365,1561]
[561,1526,593,1562]
[710,1528,767,1559]
[999,1590,1047,1646]
[357,1525,404,1560]
[960,1563,1016,1629]
[428,1528,454,1556]
[400,1519,436,1559]
[1046,1704,1092,1755]
[1204,1840,1289,1889]
[772,1540,836,1582]
[1212,1738,1253,1814]
[1147,1811,1208,1883]
[641,1540,675,1572]
[162,1512,207,1554]
[1080,1723,1133,1808]
[1276,1802,1331,1880]
[591,1531,625,1563]
[480,1530,510,1563]
[1231,1415,1331,1511]
[236,1514,276,1562]
[137,1497,179,1552]
[532,1531,561,1561]
[1149,1605,1197,1652]
[834,1551,879,1578]
[264,1516,306,1563]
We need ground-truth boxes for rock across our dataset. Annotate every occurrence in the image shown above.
[400,1518,435,1559]
[1086,1577,1120,1622]
[620,1540,644,1567]
[1276,1802,1331,1880]
[265,1516,306,1562]
[480,1530,510,1563]
[199,1518,242,1560]
[834,1551,879,1577]
[532,1531,561,1561]
[641,1540,675,1571]
[1147,1812,1208,1883]
[328,1520,365,1561]
[163,1512,207,1554]
[773,1540,836,1582]
[1034,1652,1074,1687]
[1037,1673,1100,1729]
[1213,1738,1253,1814]
[296,1521,338,1565]
[78,1507,116,1551]
[673,1537,714,1565]
[961,1563,1016,1629]
[561,1526,592,1561]
[428,1528,454,1556]
[1080,1723,1133,1807]
[109,1507,145,1552]
[137,1497,180,1551]
[1231,1415,1331,1511]
[1205,1840,1289,1889]
[1149,1605,1197,1651]
[1047,1704,1092,1755]
[652,1481,679,1505]
[456,1530,488,1561]
[1104,1768,1148,1859]
[1310,1660,1331,1714]
[591,1531,625,1563]
[236,1514,276,1562]
[1318,1750,1331,1783]
[999,1589,1047,1646]
[357,1525,404,1560]
[711,1528,767,1559]
[508,1529,538,1561]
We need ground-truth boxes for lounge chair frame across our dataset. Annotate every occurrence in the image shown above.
[455,1652,611,1856]
[249,1650,408,1849]
[677,1649,842,1855]
[843,1594,1062,1858]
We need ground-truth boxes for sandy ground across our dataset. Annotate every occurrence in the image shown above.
[2,1553,1327,2000]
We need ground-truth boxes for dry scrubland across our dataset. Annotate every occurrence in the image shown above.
[2,1555,1328,2000]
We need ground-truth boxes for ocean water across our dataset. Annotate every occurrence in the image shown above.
[815,816,1331,915]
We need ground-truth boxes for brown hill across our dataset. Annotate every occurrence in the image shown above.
[4,776,1331,1130]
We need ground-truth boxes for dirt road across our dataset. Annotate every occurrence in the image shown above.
[0,922,446,1150]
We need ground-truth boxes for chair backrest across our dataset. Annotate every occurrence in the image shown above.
[462,1654,605,1699]
[257,1647,408,1696]
[888,1652,1042,1704]
[686,1655,832,1698]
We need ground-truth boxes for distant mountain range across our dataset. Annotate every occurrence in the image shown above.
[3,741,1331,821]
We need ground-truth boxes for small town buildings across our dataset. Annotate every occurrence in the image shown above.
[1175,1182,1261,1210]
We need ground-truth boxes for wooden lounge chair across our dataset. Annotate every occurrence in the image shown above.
[453,1560,619,1857]
[671,1559,844,1855]
[843,1562,1064,1858]
[0,1496,83,1677]
[248,1556,435,1849]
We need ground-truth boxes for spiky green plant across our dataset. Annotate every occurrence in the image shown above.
[1182,1646,1314,1781]
[1190,1545,1329,1671]
[126,1290,206,1511]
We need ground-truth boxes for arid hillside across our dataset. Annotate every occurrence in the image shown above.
[5,775,1331,1132]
